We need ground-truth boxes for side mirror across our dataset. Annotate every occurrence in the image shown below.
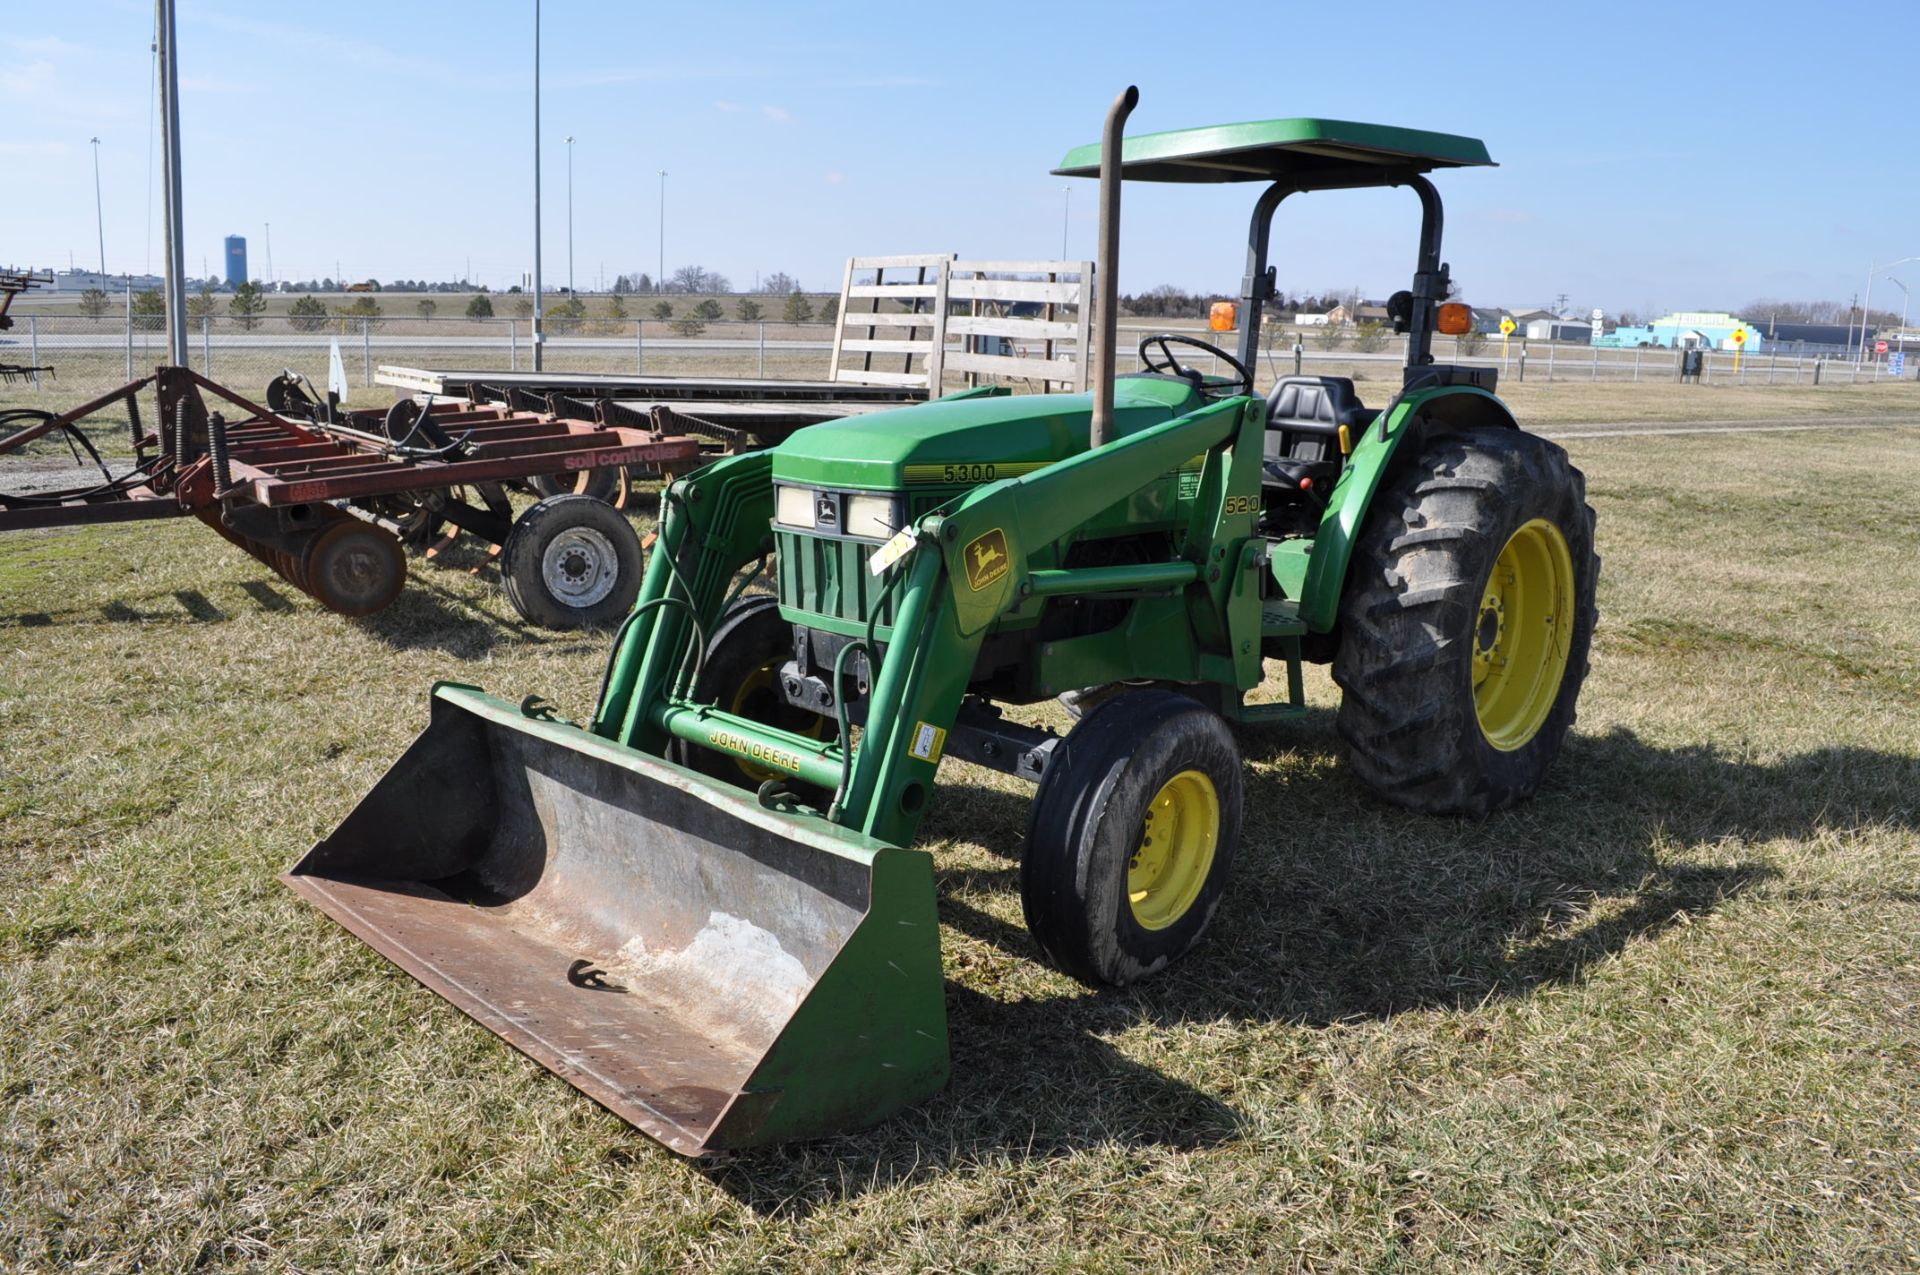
[1386,290,1414,334]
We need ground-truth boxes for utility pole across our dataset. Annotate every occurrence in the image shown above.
[531,0,544,369]
[264,221,273,287]
[90,137,106,279]
[658,170,667,289]
[155,0,187,366]
[565,135,575,295]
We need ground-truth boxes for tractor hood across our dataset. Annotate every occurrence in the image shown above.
[773,377,1202,490]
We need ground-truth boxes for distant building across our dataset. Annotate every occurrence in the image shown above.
[1594,310,1762,352]
[1749,321,1870,354]
[1527,318,1592,342]
[224,235,248,288]
[1325,300,1391,327]
[50,268,165,293]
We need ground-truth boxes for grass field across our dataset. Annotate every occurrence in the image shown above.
[2,387,1918,1271]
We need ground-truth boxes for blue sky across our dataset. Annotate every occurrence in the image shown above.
[7,1,1916,316]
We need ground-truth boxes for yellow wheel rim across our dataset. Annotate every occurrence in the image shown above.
[1127,769,1220,930]
[1472,518,1575,752]
[727,661,827,783]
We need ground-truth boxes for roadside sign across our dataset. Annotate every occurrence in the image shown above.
[1730,327,1747,346]
[1892,351,1906,377]
[1498,317,1516,336]
[1875,340,1889,355]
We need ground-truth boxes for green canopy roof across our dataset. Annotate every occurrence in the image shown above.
[1052,117,1493,184]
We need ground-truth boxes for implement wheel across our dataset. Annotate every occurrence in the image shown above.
[500,494,644,629]
[300,518,407,617]
[1333,427,1598,816]
[676,595,831,803]
[1022,690,1242,986]
[528,466,629,506]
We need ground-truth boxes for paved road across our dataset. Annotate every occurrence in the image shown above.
[1541,414,1920,440]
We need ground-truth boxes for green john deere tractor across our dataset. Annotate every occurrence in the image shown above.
[287,89,1598,1156]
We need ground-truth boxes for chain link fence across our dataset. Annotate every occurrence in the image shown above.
[6,312,1914,402]
[3,313,844,400]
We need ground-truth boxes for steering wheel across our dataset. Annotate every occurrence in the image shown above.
[1136,334,1252,397]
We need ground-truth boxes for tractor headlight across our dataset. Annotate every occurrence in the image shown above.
[774,484,817,530]
[845,493,904,541]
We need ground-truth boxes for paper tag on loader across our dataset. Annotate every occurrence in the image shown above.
[869,526,917,576]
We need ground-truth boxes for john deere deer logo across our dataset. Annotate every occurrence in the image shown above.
[963,528,1010,592]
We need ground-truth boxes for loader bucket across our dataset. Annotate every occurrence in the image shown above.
[284,684,949,1156]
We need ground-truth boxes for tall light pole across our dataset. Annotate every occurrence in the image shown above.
[530,0,544,369]
[1886,277,1909,353]
[565,135,575,294]
[155,0,187,367]
[1860,255,1920,362]
[657,169,667,291]
[264,221,273,288]
[89,137,106,280]
[1061,184,1071,260]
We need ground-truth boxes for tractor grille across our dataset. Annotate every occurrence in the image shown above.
[774,491,947,634]
[775,529,904,633]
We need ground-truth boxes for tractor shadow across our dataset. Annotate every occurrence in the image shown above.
[702,725,1917,1216]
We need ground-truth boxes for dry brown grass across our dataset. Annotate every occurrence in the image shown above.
[2,395,1918,1270]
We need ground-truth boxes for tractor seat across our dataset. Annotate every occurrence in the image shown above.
[1262,375,1368,491]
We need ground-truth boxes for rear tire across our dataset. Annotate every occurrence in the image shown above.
[676,595,831,804]
[1022,690,1243,986]
[500,494,644,629]
[1332,427,1598,816]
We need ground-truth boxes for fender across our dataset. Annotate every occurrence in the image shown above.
[1298,384,1519,633]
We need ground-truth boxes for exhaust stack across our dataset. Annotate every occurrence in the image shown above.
[1089,85,1138,450]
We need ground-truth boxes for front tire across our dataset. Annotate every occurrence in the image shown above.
[1022,690,1243,986]
[676,595,831,803]
[1333,427,1598,816]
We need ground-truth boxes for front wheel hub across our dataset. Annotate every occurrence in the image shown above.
[1126,769,1220,930]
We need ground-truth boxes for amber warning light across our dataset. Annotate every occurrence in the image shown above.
[1437,302,1473,336]
[1209,301,1238,332]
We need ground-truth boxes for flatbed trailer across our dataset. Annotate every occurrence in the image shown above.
[378,367,926,452]
[0,366,700,626]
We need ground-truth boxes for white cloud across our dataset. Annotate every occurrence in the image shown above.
[715,100,745,113]
[761,104,791,124]
[9,36,91,57]
[0,60,56,98]
[0,140,71,157]
[824,170,845,184]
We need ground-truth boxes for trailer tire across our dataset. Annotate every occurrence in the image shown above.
[1022,689,1242,987]
[500,494,644,629]
[528,466,628,506]
[1332,427,1598,816]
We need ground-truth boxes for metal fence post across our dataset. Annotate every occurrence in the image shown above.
[510,319,519,372]
[1546,341,1555,381]
[636,319,644,373]
[1591,346,1598,381]
[1632,347,1640,382]
[125,295,135,381]
[201,315,211,375]
[27,317,39,389]
[758,321,766,377]
[1517,349,1526,382]
[1292,341,1303,376]
[360,318,371,386]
